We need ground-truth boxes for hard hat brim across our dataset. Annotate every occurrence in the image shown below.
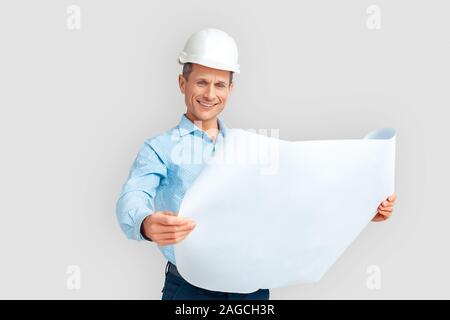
[178,54,240,74]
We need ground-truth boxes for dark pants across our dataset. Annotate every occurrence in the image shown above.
[161,262,270,300]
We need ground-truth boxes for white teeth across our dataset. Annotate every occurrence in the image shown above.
[198,101,215,107]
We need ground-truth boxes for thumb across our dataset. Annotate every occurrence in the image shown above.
[162,211,194,224]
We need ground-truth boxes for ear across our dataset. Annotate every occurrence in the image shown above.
[178,74,186,94]
[229,81,234,93]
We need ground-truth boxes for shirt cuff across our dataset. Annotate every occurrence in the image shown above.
[135,210,152,241]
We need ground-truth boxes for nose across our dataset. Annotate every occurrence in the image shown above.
[203,84,216,101]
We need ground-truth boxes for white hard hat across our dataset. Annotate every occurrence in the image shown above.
[178,28,240,73]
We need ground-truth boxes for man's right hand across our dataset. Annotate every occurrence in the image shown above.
[141,211,196,246]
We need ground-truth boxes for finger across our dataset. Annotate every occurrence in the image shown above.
[372,213,386,222]
[155,222,196,234]
[377,209,393,218]
[378,206,393,213]
[378,205,393,212]
[161,213,195,226]
[154,213,193,226]
[156,229,193,241]
[380,200,395,208]
[156,231,192,246]
[388,193,397,202]
[379,213,393,220]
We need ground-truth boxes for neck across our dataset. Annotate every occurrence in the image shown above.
[185,113,219,141]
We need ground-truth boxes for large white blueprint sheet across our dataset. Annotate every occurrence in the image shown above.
[174,128,396,293]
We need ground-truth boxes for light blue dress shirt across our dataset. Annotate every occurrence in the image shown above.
[116,114,228,265]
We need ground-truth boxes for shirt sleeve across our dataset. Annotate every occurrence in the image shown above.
[116,140,168,241]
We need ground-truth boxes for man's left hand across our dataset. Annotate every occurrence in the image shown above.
[372,192,397,222]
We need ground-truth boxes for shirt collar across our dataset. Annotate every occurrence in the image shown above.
[178,114,228,139]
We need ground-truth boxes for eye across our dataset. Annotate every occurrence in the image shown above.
[197,81,207,86]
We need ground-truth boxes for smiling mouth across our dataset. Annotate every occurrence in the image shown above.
[197,100,218,108]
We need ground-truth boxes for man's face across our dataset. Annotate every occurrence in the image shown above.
[178,64,233,123]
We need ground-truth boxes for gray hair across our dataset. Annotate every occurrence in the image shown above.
[182,63,233,84]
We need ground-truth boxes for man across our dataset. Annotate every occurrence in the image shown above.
[116,28,397,300]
